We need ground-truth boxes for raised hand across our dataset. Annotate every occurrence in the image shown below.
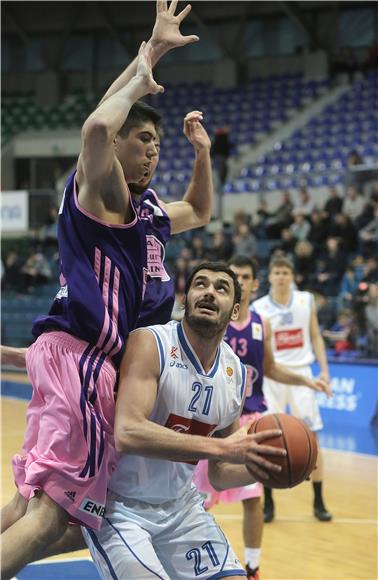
[136,41,165,95]
[150,0,199,57]
[183,111,211,152]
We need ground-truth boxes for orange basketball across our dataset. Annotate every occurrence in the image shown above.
[248,413,318,489]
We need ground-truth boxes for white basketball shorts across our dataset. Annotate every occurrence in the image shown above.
[83,486,246,579]
[262,365,323,431]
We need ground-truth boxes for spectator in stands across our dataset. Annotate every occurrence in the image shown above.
[315,293,337,332]
[292,187,315,218]
[314,237,346,297]
[254,199,271,239]
[208,230,234,262]
[212,126,232,186]
[361,256,378,284]
[323,310,356,355]
[332,47,359,82]
[290,213,311,241]
[346,150,365,188]
[364,283,378,357]
[293,240,314,290]
[266,190,294,238]
[172,256,190,295]
[233,222,257,257]
[190,234,207,264]
[347,150,363,168]
[39,203,58,249]
[20,246,53,290]
[308,209,329,255]
[339,265,363,311]
[278,227,296,256]
[354,188,378,230]
[322,187,343,222]
[359,205,378,257]
[329,212,358,254]
[233,208,252,232]
[343,186,366,223]
[2,250,24,293]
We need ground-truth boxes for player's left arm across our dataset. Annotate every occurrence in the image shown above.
[0,345,27,368]
[262,318,332,397]
[160,111,213,234]
[309,301,332,390]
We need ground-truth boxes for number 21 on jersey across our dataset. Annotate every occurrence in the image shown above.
[188,382,213,416]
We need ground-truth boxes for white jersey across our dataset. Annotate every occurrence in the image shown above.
[253,290,315,367]
[109,320,246,503]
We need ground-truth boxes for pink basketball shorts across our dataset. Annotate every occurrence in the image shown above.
[193,412,263,509]
[12,331,118,530]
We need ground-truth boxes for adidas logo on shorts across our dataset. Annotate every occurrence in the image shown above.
[64,490,77,502]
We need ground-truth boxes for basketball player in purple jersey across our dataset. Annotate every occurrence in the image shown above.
[194,256,331,580]
[0,2,211,577]
[131,102,212,328]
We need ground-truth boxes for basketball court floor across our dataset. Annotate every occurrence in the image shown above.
[2,372,377,580]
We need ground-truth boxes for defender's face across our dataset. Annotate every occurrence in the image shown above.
[269,267,293,292]
[230,265,258,304]
[115,121,160,185]
[185,270,239,336]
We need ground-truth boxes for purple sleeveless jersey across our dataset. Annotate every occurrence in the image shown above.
[32,172,147,368]
[224,310,267,414]
[134,188,174,327]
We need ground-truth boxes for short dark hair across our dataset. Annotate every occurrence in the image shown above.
[268,256,294,272]
[228,255,259,279]
[118,100,163,138]
[185,261,241,305]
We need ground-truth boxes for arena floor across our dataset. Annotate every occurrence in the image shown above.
[2,372,377,580]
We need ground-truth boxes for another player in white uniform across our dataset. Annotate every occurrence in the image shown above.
[253,256,332,522]
[83,262,287,579]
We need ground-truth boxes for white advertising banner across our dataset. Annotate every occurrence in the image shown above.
[1,191,29,232]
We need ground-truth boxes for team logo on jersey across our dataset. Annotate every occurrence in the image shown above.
[275,328,304,350]
[165,413,216,464]
[279,311,293,325]
[226,366,233,377]
[170,346,178,359]
[146,235,170,281]
[252,322,263,341]
[170,360,188,369]
[245,364,260,398]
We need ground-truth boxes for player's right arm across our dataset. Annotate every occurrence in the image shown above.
[115,329,286,474]
[262,318,332,397]
[0,345,27,368]
[76,42,163,220]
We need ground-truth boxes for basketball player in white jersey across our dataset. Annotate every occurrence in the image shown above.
[82,262,287,579]
[253,256,332,522]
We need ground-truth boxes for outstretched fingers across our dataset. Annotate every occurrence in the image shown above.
[156,0,168,14]
[168,0,179,14]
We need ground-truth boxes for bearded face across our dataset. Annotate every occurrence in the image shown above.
[184,270,239,338]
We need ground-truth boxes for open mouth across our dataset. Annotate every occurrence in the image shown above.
[196,301,218,313]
